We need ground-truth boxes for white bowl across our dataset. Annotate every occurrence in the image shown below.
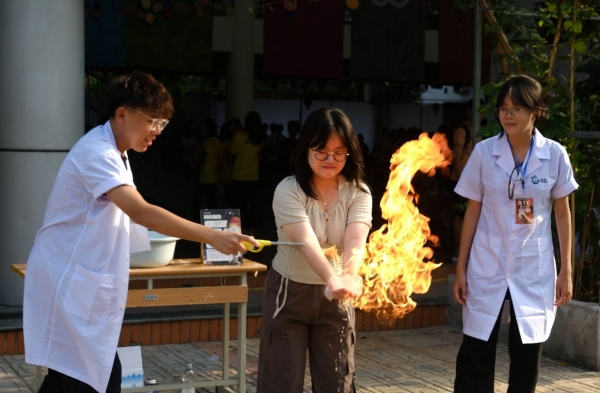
[130,231,180,268]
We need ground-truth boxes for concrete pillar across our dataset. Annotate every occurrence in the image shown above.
[226,0,255,122]
[0,1,84,305]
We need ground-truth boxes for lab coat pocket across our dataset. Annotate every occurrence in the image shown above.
[63,264,115,323]
[470,233,502,278]
[521,237,552,280]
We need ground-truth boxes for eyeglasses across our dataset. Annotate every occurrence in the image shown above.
[495,107,527,119]
[312,148,349,162]
[508,165,524,200]
[126,107,169,134]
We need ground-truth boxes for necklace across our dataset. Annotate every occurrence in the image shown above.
[318,189,335,206]
[315,176,338,206]
[322,192,333,206]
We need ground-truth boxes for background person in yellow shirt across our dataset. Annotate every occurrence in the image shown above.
[229,111,264,234]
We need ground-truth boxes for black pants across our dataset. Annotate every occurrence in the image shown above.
[38,352,121,393]
[454,291,543,393]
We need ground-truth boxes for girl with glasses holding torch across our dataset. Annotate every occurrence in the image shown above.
[257,108,372,393]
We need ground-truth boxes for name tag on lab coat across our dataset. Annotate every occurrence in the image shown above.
[515,198,534,224]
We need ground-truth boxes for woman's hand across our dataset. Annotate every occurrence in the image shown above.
[325,274,363,300]
[554,272,573,306]
[453,270,468,306]
[208,231,259,256]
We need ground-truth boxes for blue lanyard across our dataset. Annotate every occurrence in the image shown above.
[509,136,534,189]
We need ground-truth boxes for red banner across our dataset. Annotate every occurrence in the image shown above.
[263,0,345,79]
[438,1,491,85]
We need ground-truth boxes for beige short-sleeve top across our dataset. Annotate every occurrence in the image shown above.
[272,175,372,284]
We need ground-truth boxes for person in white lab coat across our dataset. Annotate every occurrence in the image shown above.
[452,75,578,393]
[23,71,258,393]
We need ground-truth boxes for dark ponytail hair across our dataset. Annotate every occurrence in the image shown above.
[495,74,551,137]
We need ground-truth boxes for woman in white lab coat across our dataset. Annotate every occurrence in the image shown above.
[452,75,578,393]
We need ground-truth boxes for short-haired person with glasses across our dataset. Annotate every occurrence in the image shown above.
[257,108,372,393]
[452,75,578,393]
[23,71,259,393]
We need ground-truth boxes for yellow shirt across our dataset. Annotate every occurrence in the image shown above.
[220,139,234,184]
[230,130,262,181]
[199,136,223,184]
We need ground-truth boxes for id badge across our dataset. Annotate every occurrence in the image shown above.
[515,197,534,224]
[513,181,534,225]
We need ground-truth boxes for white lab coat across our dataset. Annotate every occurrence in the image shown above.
[455,130,578,344]
[23,122,134,392]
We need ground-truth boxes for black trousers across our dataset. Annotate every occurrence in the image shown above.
[38,352,122,393]
[454,291,543,393]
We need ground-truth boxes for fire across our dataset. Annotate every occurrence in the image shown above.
[354,132,452,325]
[323,246,342,268]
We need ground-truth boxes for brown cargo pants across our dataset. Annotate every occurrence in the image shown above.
[257,269,358,393]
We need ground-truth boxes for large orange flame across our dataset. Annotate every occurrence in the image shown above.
[354,132,452,325]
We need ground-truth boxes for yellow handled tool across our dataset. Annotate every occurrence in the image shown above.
[243,240,305,253]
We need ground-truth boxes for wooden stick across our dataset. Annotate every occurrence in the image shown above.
[548,16,564,83]
[480,0,525,74]
[496,41,509,79]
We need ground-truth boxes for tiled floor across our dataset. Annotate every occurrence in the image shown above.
[2,326,599,392]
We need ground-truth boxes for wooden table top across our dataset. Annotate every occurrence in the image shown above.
[11,259,267,279]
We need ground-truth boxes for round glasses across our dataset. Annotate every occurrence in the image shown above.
[495,107,527,119]
[126,107,169,134]
[312,148,349,162]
